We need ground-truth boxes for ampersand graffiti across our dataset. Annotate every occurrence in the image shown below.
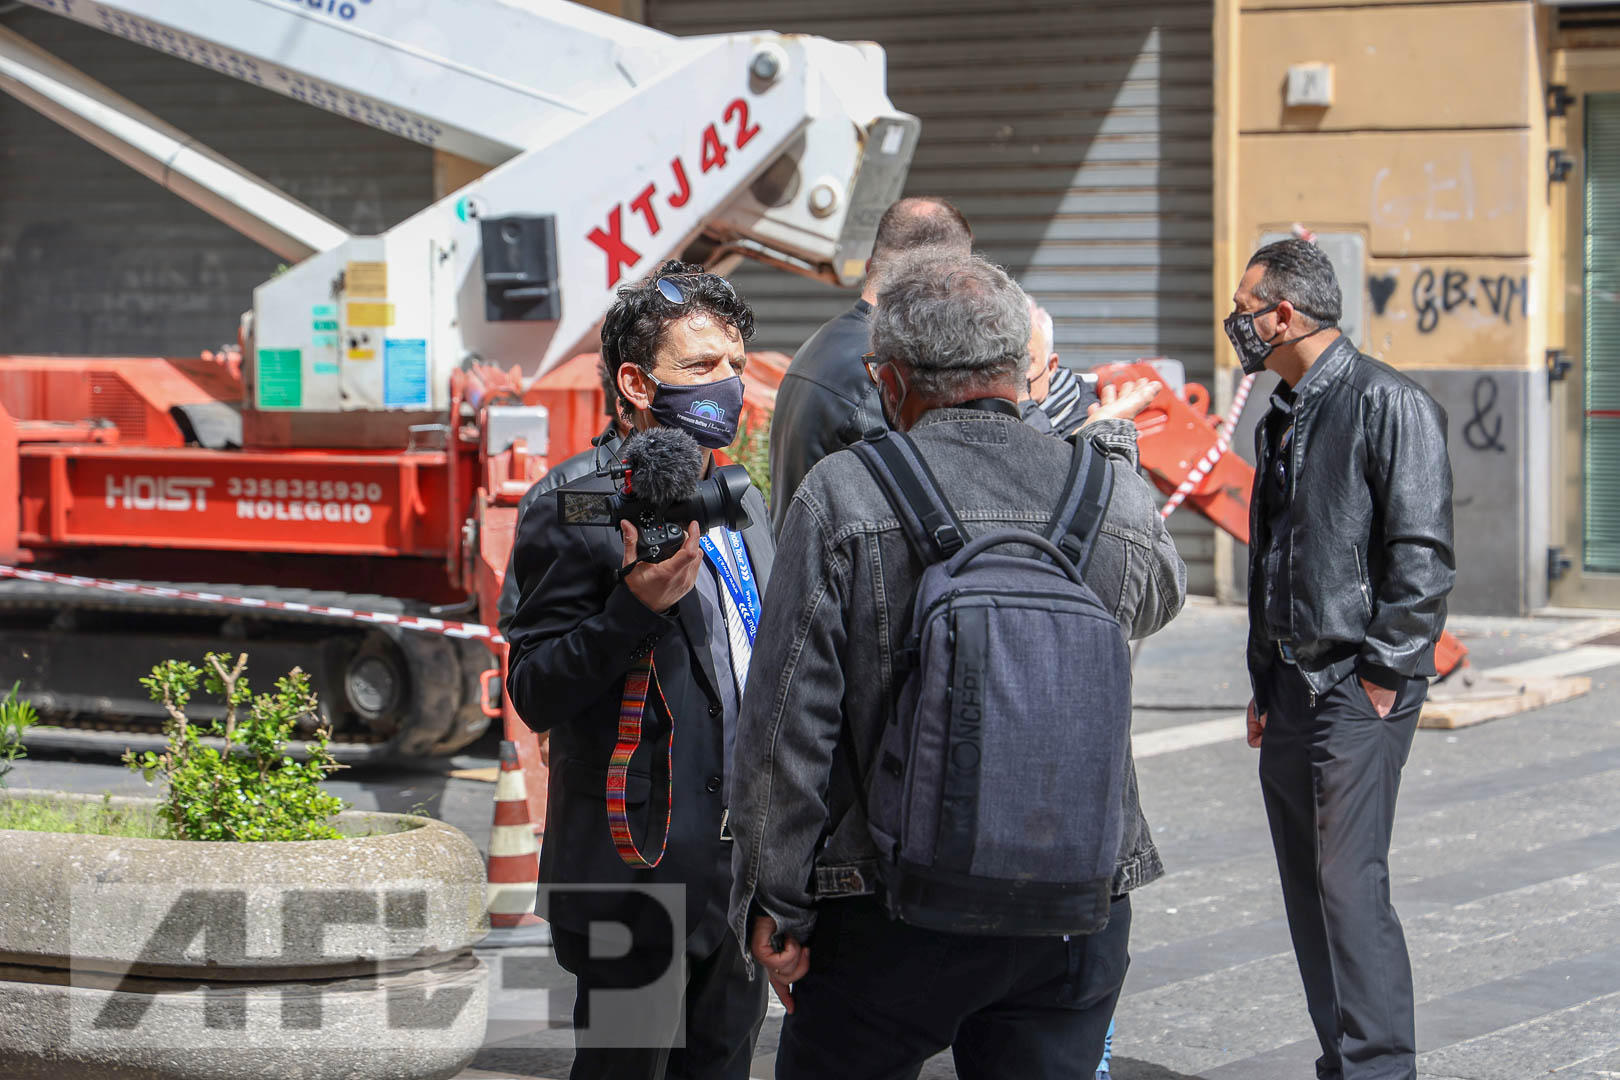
[1462,375,1507,454]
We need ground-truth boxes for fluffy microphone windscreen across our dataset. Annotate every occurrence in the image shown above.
[620,427,703,506]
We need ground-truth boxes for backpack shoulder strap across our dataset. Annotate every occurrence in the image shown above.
[850,430,967,562]
[1043,435,1116,574]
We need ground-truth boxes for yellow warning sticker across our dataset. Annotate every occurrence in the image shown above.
[843,258,867,280]
[346,302,395,328]
[346,261,388,297]
[347,348,376,361]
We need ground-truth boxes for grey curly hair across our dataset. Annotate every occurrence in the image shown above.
[872,250,1030,402]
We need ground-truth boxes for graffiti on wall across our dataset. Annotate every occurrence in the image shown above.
[1462,375,1507,454]
[1366,267,1528,334]
[1369,154,1520,231]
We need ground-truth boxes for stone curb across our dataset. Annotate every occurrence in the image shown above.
[0,790,490,980]
[0,955,487,1080]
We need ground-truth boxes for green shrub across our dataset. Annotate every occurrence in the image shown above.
[123,653,348,842]
[728,413,772,513]
[0,682,39,789]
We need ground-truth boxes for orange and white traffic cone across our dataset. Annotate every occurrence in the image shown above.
[482,738,549,947]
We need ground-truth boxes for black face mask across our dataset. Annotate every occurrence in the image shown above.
[646,372,745,449]
[1223,303,1336,375]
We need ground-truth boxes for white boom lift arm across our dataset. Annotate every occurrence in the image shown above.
[1,0,918,415]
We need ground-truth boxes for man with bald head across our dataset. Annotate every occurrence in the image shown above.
[766,196,973,533]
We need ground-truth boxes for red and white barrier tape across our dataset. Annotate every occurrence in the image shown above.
[1159,373,1257,521]
[0,564,505,644]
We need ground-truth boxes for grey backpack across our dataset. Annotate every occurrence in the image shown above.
[848,427,1131,937]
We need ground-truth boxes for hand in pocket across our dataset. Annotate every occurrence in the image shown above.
[1359,676,1396,718]
[1247,698,1267,748]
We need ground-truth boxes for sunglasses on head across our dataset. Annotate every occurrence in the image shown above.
[654,272,737,306]
[603,272,738,367]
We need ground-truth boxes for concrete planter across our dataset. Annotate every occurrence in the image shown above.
[0,790,491,1080]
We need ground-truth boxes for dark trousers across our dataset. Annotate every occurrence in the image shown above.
[1259,663,1424,1080]
[776,895,1130,1080]
[552,924,766,1080]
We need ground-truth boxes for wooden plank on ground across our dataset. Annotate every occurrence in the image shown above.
[1421,676,1592,730]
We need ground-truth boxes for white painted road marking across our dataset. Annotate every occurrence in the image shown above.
[1131,645,1620,760]
[1134,714,1247,759]
[1480,645,1620,683]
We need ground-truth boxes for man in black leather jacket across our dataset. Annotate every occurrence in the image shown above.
[766,196,972,534]
[1228,239,1455,1080]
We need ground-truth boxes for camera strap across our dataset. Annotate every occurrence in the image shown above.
[609,657,674,868]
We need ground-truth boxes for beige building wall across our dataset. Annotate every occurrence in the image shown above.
[1220,0,1552,614]
[1231,0,1540,369]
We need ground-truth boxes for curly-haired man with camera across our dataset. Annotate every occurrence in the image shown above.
[507,260,773,1079]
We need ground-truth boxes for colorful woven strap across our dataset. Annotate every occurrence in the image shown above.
[609,654,674,868]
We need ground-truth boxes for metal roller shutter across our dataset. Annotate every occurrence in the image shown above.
[0,6,433,358]
[649,0,1217,592]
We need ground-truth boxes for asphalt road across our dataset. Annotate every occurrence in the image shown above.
[9,601,1620,1079]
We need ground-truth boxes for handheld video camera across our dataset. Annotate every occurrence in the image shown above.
[557,428,754,563]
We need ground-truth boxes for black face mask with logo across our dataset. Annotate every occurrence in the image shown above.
[646,372,745,449]
[1223,303,1337,375]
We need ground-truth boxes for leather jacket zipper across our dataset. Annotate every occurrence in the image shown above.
[1353,543,1373,616]
[1288,412,1313,711]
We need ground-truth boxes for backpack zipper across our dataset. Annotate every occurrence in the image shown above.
[915,587,1097,628]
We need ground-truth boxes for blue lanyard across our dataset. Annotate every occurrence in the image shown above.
[698,529,761,646]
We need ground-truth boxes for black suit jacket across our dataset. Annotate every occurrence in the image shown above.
[496,425,624,638]
[506,468,773,955]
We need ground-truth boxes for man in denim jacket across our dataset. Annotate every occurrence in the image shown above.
[728,252,1187,1079]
